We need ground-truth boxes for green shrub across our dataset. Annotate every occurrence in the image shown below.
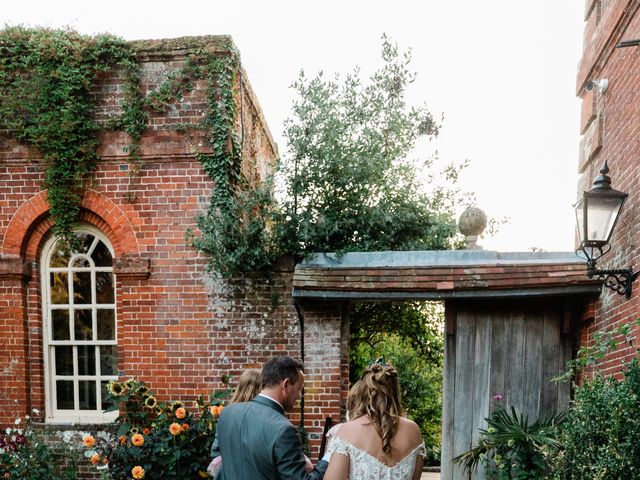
[552,359,640,479]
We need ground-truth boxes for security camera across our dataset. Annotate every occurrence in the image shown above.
[585,79,609,93]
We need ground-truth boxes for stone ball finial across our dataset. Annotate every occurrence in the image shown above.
[458,207,487,250]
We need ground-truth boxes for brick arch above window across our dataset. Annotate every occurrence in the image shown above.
[3,189,140,259]
[2,190,150,281]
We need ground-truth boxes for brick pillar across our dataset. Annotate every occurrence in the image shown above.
[0,256,31,424]
[296,298,348,458]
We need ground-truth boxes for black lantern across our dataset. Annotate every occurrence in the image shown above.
[575,161,638,297]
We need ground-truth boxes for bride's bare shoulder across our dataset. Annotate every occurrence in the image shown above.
[398,417,422,441]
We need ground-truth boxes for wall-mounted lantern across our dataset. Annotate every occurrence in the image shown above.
[575,161,638,298]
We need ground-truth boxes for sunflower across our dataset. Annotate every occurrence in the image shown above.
[171,401,184,412]
[107,381,124,396]
[144,396,157,409]
[125,379,136,390]
[130,427,140,435]
[137,385,150,395]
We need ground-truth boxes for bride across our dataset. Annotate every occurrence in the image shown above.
[324,362,425,480]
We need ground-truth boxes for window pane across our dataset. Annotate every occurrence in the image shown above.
[96,272,114,303]
[56,380,74,409]
[74,309,93,340]
[52,309,70,340]
[100,346,118,376]
[76,233,94,255]
[73,272,92,304]
[72,256,90,268]
[55,346,73,376]
[50,244,71,268]
[79,381,97,410]
[101,381,114,411]
[78,346,96,376]
[50,272,69,304]
[92,241,113,267]
[97,309,115,340]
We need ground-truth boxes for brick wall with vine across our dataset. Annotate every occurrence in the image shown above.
[0,29,347,472]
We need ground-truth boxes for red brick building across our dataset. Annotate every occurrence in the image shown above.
[0,35,347,458]
[577,0,640,374]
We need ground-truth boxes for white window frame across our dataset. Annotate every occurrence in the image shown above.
[41,225,119,424]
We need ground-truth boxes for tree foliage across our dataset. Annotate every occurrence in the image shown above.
[276,34,465,259]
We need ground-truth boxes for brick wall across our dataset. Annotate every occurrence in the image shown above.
[577,0,640,374]
[0,35,347,472]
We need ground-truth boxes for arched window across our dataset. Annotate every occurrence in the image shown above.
[42,227,118,423]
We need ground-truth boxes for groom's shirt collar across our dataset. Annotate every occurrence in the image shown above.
[258,393,284,411]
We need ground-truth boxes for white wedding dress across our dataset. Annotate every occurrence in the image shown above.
[326,436,425,480]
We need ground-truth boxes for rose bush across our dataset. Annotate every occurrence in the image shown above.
[0,413,78,479]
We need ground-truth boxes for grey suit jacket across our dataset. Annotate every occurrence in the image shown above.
[212,395,327,480]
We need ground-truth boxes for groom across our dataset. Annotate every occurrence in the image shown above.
[213,356,329,479]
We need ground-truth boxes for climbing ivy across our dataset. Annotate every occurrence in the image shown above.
[0,26,146,244]
[0,26,273,274]
[189,46,280,276]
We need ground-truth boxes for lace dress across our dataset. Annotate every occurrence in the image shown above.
[326,436,425,480]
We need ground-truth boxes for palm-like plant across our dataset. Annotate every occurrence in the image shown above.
[453,405,566,479]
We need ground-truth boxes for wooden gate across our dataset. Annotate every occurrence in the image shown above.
[441,299,573,480]
[292,251,600,478]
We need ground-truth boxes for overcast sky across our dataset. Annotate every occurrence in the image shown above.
[2,1,585,252]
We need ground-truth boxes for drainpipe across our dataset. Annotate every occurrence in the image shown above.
[293,299,305,426]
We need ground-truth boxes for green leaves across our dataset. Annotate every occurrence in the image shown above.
[453,404,566,479]
[0,26,144,244]
[278,34,464,259]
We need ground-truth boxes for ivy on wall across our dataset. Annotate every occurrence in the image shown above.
[0,27,254,264]
[0,26,147,244]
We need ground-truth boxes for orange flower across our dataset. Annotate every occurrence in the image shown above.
[131,433,144,447]
[119,435,127,445]
[82,435,96,448]
[169,422,182,436]
[131,465,145,479]
[181,423,189,431]
[90,453,100,465]
[175,407,187,419]
[210,405,224,418]
[143,428,151,435]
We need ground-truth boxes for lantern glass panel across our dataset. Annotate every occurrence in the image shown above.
[585,194,624,243]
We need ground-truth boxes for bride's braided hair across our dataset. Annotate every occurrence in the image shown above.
[350,363,403,454]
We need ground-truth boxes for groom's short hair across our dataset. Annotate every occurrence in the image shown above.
[261,356,304,389]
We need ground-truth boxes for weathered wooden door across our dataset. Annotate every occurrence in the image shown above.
[440,299,572,480]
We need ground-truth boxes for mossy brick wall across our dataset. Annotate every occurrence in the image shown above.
[576,1,640,377]
[0,36,348,473]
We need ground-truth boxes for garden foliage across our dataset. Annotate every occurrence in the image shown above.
[81,379,227,480]
[453,401,565,479]
[552,359,640,479]
[0,414,78,479]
